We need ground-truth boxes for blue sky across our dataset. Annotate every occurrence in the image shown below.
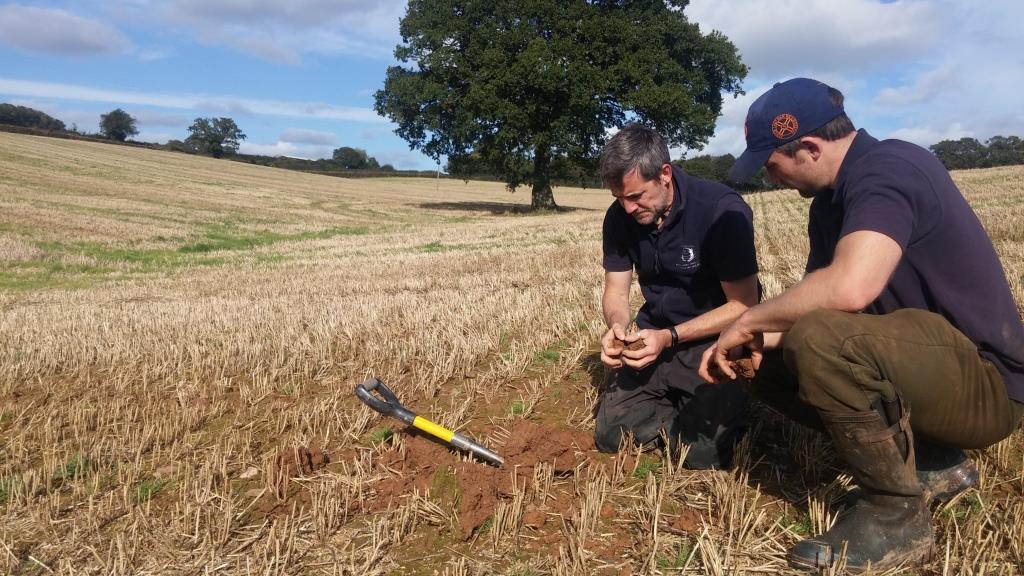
[1,1,1022,170]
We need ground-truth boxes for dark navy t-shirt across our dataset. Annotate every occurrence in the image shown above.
[807,130,1024,402]
[603,166,758,344]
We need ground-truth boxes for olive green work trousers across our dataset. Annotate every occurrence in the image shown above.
[751,308,1024,449]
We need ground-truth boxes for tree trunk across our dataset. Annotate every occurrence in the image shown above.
[530,146,558,210]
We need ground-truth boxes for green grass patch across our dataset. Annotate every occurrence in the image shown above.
[657,540,695,570]
[478,516,493,533]
[179,224,368,254]
[0,475,18,504]
[0,261,114,290]
[370,427,394,445]
[0,410,12,426]
[136,478,170,502]
[52,454,92,488]
[415,241,467,253]
[510,400,527,416]
[632,459,662,479]
[534,347,560,364]
[779,513,813,536]
[940,492,983,520]
[2,224,365,290]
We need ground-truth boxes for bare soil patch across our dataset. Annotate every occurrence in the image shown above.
[374,420,594,538]
[275,446,330,477]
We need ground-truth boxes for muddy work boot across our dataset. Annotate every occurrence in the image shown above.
[845,440,979,507]
[916,441,979,503]
[789,396,933,573]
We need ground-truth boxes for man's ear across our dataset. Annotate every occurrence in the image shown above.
[660,162,673,183]
[800,137,823,160]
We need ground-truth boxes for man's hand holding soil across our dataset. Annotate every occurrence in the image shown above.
[600,323,628,368]
[698,317,767,383]
[601,323,674,370]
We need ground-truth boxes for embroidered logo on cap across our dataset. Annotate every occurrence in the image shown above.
[771,114,799,139]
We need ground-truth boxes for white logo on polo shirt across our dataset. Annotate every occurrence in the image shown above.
[678,246,700,272]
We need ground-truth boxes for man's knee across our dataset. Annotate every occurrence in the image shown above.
[672,381,749,469]
[594,423,625,453]
[784,308,851,361]
[594,406,667,453]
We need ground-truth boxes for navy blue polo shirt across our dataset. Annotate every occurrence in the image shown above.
[807,129,1024,402]
[603,166,758,342]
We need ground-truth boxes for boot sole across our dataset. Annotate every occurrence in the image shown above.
[788,540,933,573]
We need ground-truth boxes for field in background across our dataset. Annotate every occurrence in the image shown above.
[1,131,1022,575]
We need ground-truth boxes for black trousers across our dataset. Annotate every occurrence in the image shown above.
[594,340,749,469]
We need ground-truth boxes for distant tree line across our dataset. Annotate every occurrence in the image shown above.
[672,153,769,192]
[5,101,1021,181]
[445,152,601,189]
[929,136,1024,170]
[0,103,66,132]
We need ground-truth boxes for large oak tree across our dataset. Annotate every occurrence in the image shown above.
[99,108,138,142]
[375,0,746,209]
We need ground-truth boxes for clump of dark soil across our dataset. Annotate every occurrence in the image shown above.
[732,358,756,379]
[615,336,646,352]
[276,446,329,477]
[373,420,594,539]
[709,357,757,380]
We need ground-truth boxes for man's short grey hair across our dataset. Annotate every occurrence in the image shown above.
[600,124,671,189]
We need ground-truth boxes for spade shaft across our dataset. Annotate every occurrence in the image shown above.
[354,378,504,467]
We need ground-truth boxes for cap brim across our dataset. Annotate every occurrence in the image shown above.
[728,147,773,183]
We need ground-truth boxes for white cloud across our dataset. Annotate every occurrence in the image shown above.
[874,67,959,106]
[0,78,386,123]
[0,4,131,56]
[376,149,438,171]
[687,0,940,81]
[280,128,338,146]
[683,0,1024,156]
[132,110,188,127]
[885,124,972,149]
[239,141,302,157]
[136,131,175,144]
[120,0,408,63]
[238,141,335,160]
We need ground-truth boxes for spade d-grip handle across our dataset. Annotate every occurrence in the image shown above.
[354,378,416,425]
[353,377,504,467]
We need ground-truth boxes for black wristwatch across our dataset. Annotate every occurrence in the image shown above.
[668,326,679,347]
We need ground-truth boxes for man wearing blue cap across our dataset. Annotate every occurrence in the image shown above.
[699,78,1024,571]
[597,124,760,469]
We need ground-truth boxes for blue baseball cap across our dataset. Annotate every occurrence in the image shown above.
[729,78,845,182]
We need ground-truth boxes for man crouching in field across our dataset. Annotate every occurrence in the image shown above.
[700,78,1024,572]
[595,124,760,469]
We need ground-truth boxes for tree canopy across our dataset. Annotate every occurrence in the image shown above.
[99,108,138,142]
[332,146,381,169]
[930,136,1024,170]
[374,0,746,209]
[185,117,246,158]
[0,103,66,131]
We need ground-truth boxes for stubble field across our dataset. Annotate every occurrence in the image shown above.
[1,131,1022,575]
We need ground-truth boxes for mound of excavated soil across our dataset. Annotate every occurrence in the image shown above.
[374,420,594,539]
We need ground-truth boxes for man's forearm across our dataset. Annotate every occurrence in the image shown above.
[675,300,750,342]
[738,267,858,334]
[602,293,632,329]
